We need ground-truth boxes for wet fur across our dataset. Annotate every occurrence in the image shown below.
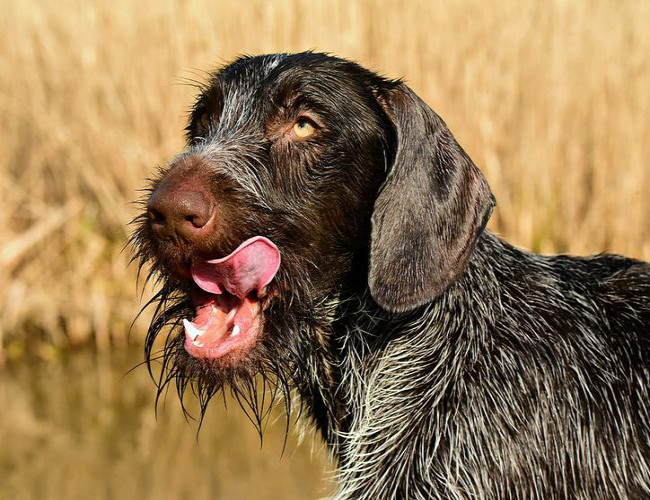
[132,52,650,499]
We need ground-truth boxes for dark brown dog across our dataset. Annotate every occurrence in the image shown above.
[133,52,650,499]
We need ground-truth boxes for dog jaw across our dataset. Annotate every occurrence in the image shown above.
[182,236,280,361]
[183,289,262,361]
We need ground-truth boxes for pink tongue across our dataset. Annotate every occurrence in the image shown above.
[191,236,281,298]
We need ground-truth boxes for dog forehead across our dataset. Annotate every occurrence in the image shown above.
[211,54,390,133]
[219,53,343,82]
[218,54,285,91]
[216,53,377,104]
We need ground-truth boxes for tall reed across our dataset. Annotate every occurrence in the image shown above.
[2,0,649,358]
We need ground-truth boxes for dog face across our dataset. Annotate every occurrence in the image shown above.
[132,52,494,415]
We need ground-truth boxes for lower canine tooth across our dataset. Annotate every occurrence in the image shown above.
[183,318,204,341]
[226,308,238,323]
[231,324,241,336]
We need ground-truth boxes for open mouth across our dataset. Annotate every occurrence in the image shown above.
[182,236,281,360]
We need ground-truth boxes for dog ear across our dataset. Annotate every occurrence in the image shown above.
[369,83,495,312]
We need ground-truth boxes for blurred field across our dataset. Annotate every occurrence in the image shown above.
[0,349,334,499]
[1,0,649,354]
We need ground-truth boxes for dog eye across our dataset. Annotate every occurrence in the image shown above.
[196,113,212,137]
[292,118,316,139]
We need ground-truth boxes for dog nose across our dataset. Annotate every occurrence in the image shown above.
[147,186,215,242]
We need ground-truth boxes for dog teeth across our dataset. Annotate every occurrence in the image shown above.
[183,318,204,341]
[231,324,241,337]
[226,308,238,323]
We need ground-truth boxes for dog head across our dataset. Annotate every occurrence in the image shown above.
[132,52,494,419]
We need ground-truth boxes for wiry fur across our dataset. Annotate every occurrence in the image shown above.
[334,234,650,499]
[132,52,650,499]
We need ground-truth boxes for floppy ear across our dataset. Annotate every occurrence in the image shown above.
[369,83,495,312]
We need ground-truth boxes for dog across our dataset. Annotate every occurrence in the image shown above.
[132,52,650,499]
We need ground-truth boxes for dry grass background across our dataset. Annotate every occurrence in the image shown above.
[1,0,650,360]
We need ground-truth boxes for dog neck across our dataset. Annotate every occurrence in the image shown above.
[288,233,503,497]
[295,232,504,468]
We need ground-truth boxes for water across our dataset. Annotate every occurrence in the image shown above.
[0,349,334,499]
